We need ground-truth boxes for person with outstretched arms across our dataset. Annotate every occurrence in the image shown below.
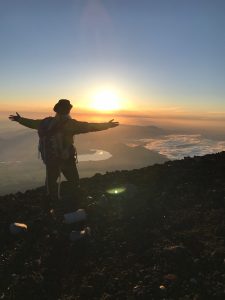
[9,99,119,210]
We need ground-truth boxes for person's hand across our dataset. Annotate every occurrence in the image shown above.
[9,112,21,122]
[108,119,119,128]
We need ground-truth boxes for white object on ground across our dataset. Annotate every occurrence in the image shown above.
[69,226,91,242]
[64,209,87,224]
[10,223,28,234]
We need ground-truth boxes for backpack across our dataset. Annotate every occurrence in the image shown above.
[38,117,75,164]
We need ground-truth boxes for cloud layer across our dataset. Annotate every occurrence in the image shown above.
[143,135,225,160]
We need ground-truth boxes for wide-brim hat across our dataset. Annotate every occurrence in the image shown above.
[53,99,73,114]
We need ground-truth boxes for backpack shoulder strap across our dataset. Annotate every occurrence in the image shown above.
[38,117,54,137]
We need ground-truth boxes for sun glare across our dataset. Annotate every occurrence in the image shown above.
[91,90,121,111]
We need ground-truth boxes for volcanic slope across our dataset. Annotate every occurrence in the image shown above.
[1,152,225,299]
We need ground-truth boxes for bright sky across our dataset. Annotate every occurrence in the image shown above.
[1,0,225,120]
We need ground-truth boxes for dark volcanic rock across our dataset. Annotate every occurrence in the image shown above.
[1,152,225,299]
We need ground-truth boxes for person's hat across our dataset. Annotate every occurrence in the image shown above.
[53,99,73,114]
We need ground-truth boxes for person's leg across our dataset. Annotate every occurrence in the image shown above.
[61,158,80,210]
[61,158,79,188]
[45,163,60,204]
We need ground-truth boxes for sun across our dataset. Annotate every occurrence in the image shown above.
[90,90,121,111]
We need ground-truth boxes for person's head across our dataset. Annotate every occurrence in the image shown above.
[53,99,73,115]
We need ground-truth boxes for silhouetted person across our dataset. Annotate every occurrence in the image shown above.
[9,99,119,209]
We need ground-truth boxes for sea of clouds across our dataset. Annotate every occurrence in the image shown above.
[143,134,225,160]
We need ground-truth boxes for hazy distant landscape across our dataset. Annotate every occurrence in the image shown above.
[1,120,225,195]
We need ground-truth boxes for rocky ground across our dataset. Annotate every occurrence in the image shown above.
[1,152,225,299]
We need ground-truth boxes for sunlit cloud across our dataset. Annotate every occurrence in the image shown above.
[143,135,225,160]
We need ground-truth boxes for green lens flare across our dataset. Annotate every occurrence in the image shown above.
[106,187,126,195]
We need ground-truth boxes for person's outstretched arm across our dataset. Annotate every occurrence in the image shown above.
[9,112,42,130]
[69,118,119,134]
